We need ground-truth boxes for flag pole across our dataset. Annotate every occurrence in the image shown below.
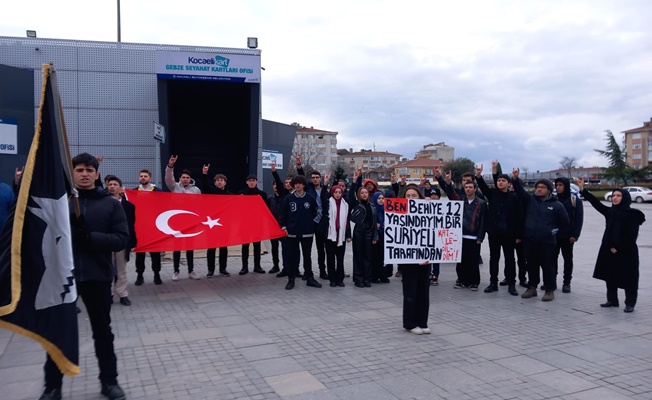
[47,63,79,217]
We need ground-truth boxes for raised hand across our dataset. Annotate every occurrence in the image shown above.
[445,170,452,184]
[324,172,331,183]
[420,176,426,185]
[390,172,396,182]
[168,155,178,167]
[270,161,276,172]
[475,164,483,177]
[512,168,520,179]
[202,164,210,175]
[491,160,499,173]
[434,166,441,177]
[96,155,104,164]
[574,177,584,191]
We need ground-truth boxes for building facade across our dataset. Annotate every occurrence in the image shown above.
[293,126,338,175]
[415,142,454,162]
[623,119,652,169]
[392,158,445,180]
[342,149,402,174]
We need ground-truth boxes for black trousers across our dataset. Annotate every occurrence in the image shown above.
[325,239,346,284]
[556,238,574,285]
[207,247,228,273]
[44,281,117,390]
[173,250,194,273]
[456,239,480,286]
[523,240,557,290]
[488,233,516,284]
[515,241,527,283]
[135,252,161,274]
[606,280,637,307]
[371,231,385,280]
[314,230,327,272]
[352,228,373,285]
[241,242,261,269]
[401,264,430,330]
[287,236,314,280]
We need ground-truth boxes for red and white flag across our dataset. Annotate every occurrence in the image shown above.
[125,190,286,252]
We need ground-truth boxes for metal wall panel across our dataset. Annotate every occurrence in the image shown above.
[78,109,158,146]
[78,46,155,73]
[78,71,158,109]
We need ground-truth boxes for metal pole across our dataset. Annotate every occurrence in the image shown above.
[117,0,121,42]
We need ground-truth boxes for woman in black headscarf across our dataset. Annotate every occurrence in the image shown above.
[577,179,645,312]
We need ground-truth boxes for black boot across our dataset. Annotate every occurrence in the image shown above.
[484,283,498,293]
[508,285,518,296]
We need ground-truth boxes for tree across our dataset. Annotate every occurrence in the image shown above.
[332,164,348,183]
[443,157,475,185]
[593,130,649,185]
[559,156,576,178]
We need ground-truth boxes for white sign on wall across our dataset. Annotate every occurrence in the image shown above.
[0,117,18,154]
[153,122,166,143]
[384,198,463,263]
[156,51,261,83]
[262,149,283,169]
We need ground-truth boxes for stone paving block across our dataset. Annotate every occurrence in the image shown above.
[327,381,398,400]
[457,361,521,383]
[559,344,620,362]
[530,370,598,394]
[180,327,223,340]
[251,356,305,377]
[156,292,189,301]
[350,310,388,320]
[290,316,328,329]
[240,344,286,362]
[493,355,556,376]
[528,349,587,369]
[140,331,185,346]
[600,336,652,357]
[419,367,484,390]
[438,332,487,348]
[0,348,45,367]
[567,386,636,400]
[378,374,443,399]
[265,371,326,397]
[378,306,404,317]
[464,343,519,360]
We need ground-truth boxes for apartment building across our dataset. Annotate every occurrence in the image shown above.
[415,142,455,162]
[623,118,652,169]
[342,149,402,174]
[293,126,339,175]
[392,158,446,179]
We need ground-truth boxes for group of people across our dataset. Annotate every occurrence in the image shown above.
[2,150,645,400]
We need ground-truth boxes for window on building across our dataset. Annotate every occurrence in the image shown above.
[632,153,642,159]
[424,169,432,175]
[413,168,421,174]
[632,133,641,139]
[633,144,641,149]
[398,168,409,175]
[648,151,652,160]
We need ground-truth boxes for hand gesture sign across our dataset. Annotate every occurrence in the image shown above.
[15,166,24,185]
[512,168,520,179]
[390,172,396,182]
[444,170,452,184]
[202,164,210,175]
[324,172,331,183]
[270,161,276,172]
[475,164,483,177]
[96,155,104,164]
[491,160,499,174]
[420,176,426,185]
[573,177,584,192]
[434,166,441,177]
[168,155,178,167]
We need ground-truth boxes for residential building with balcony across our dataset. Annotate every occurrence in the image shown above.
[623,118,652,169]
[392,158,446,180]
[415,142,455,162]
[293,126,339,175]
[343,149,402,174]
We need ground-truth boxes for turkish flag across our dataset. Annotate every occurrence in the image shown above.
[125,190,286,252]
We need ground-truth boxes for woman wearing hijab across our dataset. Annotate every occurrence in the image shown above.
[325,185,351,287]
[400,184,431,334]
[371,191,390,283]
[577,179,645,313]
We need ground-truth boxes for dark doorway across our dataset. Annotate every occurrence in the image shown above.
[157,79,259,193]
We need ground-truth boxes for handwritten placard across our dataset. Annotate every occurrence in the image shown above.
[384,198,463,263]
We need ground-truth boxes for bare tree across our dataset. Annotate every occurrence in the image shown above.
[559,156,576,178]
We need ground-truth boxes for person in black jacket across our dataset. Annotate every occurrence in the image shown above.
[106,175,136,307]
[268,161,294,276]
[577,179,645,312]
[297,156,330,280]
[133,169,163,286]
[349,169,379,288]
[279,175,322,290]
[201,164,232,277]
[512,170,570,302]
[476,162,522,296]
[41,153,129,400]
[551,177,584,293]
[238,174,268,275]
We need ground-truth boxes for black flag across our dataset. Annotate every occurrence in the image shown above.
[0,64,79,376]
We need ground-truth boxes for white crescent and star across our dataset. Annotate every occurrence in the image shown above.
[155,210,223,238]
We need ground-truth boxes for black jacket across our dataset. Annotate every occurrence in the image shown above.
[297,167,329,235]
[200,174,232,196]
[71,188,129,283]
[238,186,268,208]
[554,177,584,240]
[513,179,570,244]
[120,197,137,250]
[347,184,379,242]
[477,175,522,238]
[279,191,319,236]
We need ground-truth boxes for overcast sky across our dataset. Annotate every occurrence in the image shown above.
[3,0,651,171]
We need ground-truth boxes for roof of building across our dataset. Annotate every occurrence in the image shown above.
[622,120,651,134]
[393,158,446,168]
[346,150,402,157]
[295,126,337,134]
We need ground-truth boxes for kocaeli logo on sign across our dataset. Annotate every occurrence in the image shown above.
[186,55,231,67]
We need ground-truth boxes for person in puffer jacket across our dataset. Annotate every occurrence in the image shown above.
[348,169,379,288]
[165,155,201,282]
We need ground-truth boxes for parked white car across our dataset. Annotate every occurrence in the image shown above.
[604,186,652,203]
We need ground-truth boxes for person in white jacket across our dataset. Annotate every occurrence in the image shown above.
[165,155,201,281]
[325,185,351,287]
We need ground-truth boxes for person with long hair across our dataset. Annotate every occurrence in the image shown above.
[577,179,645,312]
[399,184,431,334]
[349,168,378,288]
[325,185,351,287]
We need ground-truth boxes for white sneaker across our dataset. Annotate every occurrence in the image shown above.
[172,272,179,282]
[421,327,431,334]
[409,327,423,335]
[188,271,201,280]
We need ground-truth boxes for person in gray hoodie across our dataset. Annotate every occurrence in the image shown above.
[512,170,570,302]
[165,155,201,282]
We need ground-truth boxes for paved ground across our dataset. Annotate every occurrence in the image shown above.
[1,201,651,400]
